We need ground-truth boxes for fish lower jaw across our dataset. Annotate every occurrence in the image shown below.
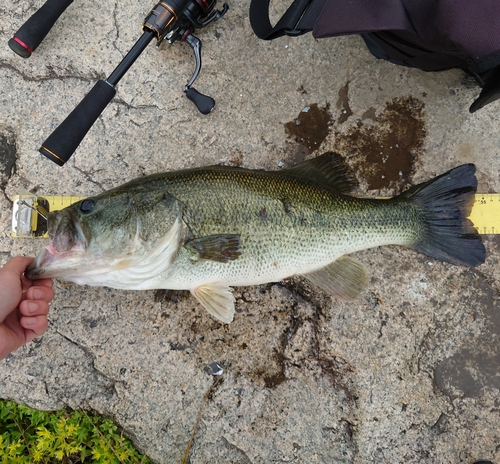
[26,245,101,280]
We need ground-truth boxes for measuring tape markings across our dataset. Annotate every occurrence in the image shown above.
[11,193,500,238]
[468,193,500,235]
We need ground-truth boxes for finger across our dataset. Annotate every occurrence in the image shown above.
[25,286,54,303]
[0,256,33,276]
[0,257,35,294]
[0,259,31,322]
[21,274,34,293]
[19,300,50,317]
[22,275,53,295]
[20,315,49,342]
[21,277,53,293]
[0,327,23,360]
[34,278,53,289]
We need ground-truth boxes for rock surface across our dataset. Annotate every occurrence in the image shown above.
[1,1,499,463]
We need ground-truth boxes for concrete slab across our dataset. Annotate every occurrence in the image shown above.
[1,0,499,462]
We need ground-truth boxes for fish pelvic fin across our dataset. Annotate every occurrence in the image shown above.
[400,164,486,267]
[303,256,369,301]
[191,284,235,323]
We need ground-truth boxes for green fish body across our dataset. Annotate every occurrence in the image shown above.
[26,154,485,323]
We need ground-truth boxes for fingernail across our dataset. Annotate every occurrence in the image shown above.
[24,317,35,326]
[32,289,42,300]
[27,302,38,314]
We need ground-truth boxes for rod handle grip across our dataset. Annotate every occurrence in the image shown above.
[8,0,74,58]
[39,80,116,166]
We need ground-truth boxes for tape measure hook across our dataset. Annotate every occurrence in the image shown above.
[19,200,48,220]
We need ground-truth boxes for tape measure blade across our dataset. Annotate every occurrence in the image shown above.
[11,193,500,237]
[469,194,500,235]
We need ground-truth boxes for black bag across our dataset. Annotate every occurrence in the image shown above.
[249,0,500,112]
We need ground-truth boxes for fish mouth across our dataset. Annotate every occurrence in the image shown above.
[25,209,89,280]
[25,245,87,280]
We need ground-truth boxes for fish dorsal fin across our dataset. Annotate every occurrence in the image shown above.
[303,256,369,301]
[191,284,235,323]
[284,152,357,194]
[185,234,241,263]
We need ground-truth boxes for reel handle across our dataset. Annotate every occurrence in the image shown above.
[39,80,116,166]
[8,0,73,58]
[185,87,215,114]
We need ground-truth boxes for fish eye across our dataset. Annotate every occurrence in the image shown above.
[80,199,95,214]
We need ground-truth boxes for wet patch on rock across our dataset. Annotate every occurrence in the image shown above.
[0,130,17,190]
[242,280,357,399]
[434,272,500,398]
[361,107,376,121]
[280,278,356,400]
[163,281,356,401]
[337,82,353,124]
[154,289,190,304]
[284,103,332,155]
[334,96,426,191]
[282,142,309,167]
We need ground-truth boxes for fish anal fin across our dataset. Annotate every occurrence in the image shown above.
[185,234,241,263]
[304,256,369,301]
[192,284,235,323]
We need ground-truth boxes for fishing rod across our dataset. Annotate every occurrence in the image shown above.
[8,0,74,58]
[9,0,228,166]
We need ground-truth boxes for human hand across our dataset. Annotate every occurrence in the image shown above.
[0,256,54,360]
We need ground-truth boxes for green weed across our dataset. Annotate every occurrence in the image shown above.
[0,399,151,463]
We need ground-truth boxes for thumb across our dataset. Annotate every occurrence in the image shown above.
[1,256,34,275]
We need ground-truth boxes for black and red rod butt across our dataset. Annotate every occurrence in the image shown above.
[8,0,73,58]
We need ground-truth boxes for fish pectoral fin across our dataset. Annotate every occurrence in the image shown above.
[185,234,241,263]
[303,256,369,301]
[191,284,235,323]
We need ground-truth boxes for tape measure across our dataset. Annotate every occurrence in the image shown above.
[12,194,85,238]
[11,193,500,238]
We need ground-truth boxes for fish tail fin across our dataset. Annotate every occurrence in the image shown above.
[400,164,485,267]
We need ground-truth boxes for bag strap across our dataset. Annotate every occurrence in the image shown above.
[249,0,326,40]
[470,65,500,113]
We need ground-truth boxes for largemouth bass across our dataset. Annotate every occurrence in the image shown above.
[26,154,485,323]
